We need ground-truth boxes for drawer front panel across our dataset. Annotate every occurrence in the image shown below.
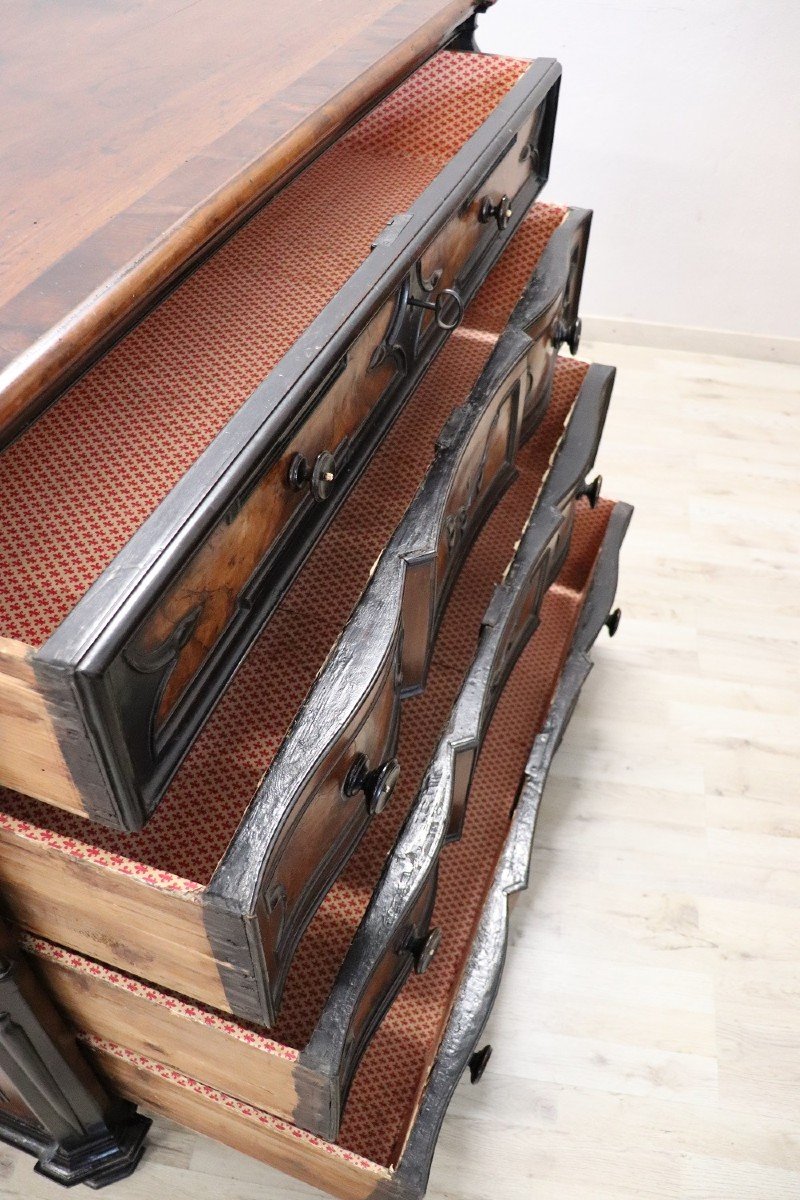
[400,340,527,693]
[129,299,398,731]
[433,363,523,610]
[301,868,438,1140]
[255,645,403,1006]
[416,100,554,327]
[536,359,614,582]
[512,206,592,433]
[97,297,400,817]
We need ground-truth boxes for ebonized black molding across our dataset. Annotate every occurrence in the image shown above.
[280,361,614,1135]
[512,205,592,352]
[201,204,594,1026]
[296,504,562,1140]
[33,57,563,832]
[0,935,149,1188]
[386,500,633,1200]
[513,205,592,437]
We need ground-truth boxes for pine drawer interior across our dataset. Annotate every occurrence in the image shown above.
[0,204,574,1015]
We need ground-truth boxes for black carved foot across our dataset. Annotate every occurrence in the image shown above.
[34,1107,150,1189]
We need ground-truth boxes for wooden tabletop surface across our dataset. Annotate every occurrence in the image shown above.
[0,0,480,442]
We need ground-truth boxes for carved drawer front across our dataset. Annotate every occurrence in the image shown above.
[73,501,632,1200]
[0,50,561,833]
[0,204,589,1036]
[508,205,592,433]
[19,493,627,1149]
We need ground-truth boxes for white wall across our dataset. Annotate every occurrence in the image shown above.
[480,0,800,346]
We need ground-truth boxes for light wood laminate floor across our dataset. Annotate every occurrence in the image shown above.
[1,340,798,1198]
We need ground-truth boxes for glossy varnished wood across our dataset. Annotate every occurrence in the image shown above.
[0,0,485,441]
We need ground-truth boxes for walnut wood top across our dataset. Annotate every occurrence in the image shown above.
[0,0,483,441]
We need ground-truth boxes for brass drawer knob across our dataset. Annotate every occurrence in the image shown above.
[468,1044,493,1083]
[605,608,622,637]
[577,474,602,509]
[408,287,464,331]
[410,926,442,975]
[288,450,336,503]
[343,752,400,815]
[479,193,513,231]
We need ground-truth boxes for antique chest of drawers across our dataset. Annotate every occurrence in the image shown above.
[0,3,633,1196]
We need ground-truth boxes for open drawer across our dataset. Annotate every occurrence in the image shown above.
[0,204,593,1028]
[19,359,612,1136]
[0,49,563,831]
[72,500,632,1200]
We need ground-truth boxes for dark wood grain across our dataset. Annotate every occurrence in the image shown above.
[0,0,489,441]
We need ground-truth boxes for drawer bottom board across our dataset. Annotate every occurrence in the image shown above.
[50,499,628,1198]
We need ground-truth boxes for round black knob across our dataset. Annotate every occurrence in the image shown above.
[310,451,336,502]
[411,926,441,975]
[605,608,622,637]
[288,451,336,503]
[468,1044,493,1083]
[343,753,400,815]
[407,287,464,332]
[577,474,602,509]
[553,316,582,355]
[479,193,513,231]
